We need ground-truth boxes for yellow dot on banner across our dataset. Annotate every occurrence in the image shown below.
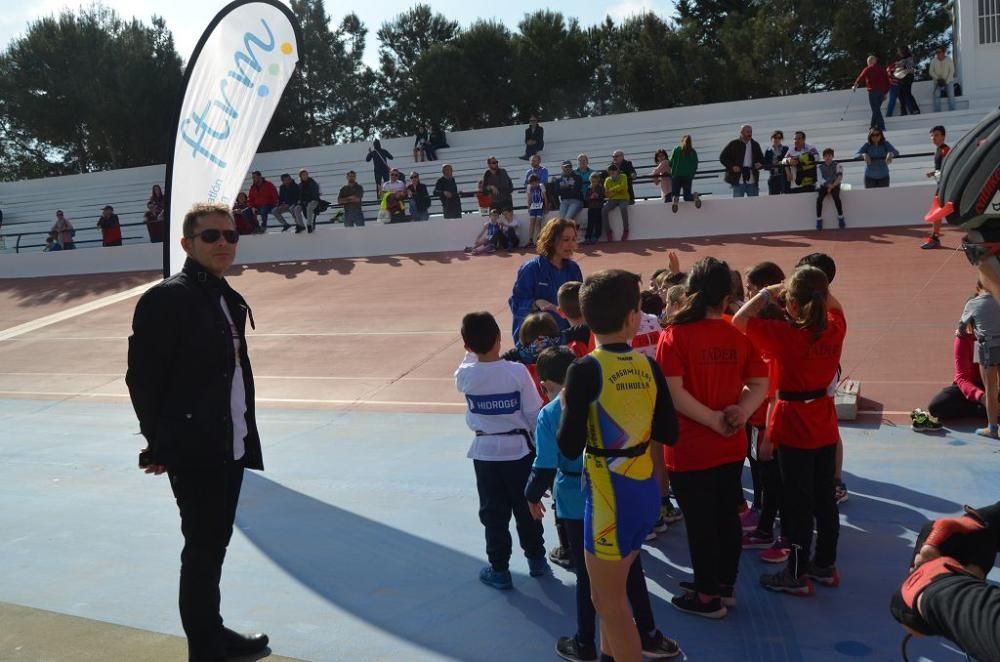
[280,42,293,55]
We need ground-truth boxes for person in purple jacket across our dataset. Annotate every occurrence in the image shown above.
[509,218,582,344]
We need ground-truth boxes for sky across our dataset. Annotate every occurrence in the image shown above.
[0,0,674,70]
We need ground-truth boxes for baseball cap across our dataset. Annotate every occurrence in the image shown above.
[561,160,572,168]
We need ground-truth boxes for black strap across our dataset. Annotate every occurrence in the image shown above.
[562,470,582,477]
[475,428,534,451]
[777,389,829,402]
[586,441,649,458]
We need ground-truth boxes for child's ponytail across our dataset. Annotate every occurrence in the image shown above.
[666,257,731,326]
[787,266,829,339]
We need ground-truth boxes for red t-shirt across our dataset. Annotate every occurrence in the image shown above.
[746,309,847,449]
[749,359,778,427]
[526,363,548,403]
[656,319,768,472]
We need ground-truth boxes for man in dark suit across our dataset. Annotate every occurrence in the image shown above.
[126,202,268,662]
[520,115,544,160]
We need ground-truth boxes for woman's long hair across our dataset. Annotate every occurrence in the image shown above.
[680,135,693,153]
[537,217,577,260]
[666,257,731,325]
[786,266,829,339]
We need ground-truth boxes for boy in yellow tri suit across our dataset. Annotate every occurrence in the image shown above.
[558,269,679,662]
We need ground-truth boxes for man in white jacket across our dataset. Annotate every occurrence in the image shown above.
[929,46,956,113]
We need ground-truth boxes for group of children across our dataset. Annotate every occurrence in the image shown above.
[457,247,848,661]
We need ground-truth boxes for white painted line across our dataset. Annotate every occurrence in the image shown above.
[0,372,454,382]
[0,281,158,342]
[7,331,456,341]
[857,410,909,416]
[0,390,466,407]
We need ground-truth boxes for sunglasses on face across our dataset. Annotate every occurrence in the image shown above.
[191,229,239,244]
[962,241,1000,266]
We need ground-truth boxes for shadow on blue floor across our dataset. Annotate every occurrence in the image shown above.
[236,468,981,661]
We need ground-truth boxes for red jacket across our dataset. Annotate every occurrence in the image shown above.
[954,334,985,404]
[854,64,890,94]
[248,180,279,209]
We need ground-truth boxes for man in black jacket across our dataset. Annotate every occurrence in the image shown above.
[126,202,268,662]
[719,125,765,197]
[520,116,544,160]
[298,169,321,233]
[273,173,303,232]
[434,164,462,219]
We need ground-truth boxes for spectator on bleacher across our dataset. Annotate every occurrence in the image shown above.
[816,149,845,230]
[274,173,303,232]
[145,184,165,243]
[508,217,582,342]
[232,192,260,235]
[852,55,890,131]
[49,211,75,250]
[337,170,365,227]
[885,61,901,118]
[482,156,514,212]
[608,150,638,203]
[855,128,899,188]
[763,131,790,195]
[407,172,432,222]
[475,179,492,216]
[247,171,279,231]
[602,164,631,241]
[922,126,951,249]
[434,164,462,219]
[668,135,700,213]
[413,126,429,162]
[783,131,820,194]
[298,169,321,233]
[366,139,394,195]
[520,116,544,160]
[555,160,584,221]
[427,125,448,160]
[383,168,406,196]
[523,154,549,186]
[650,149,673,202]
[929,46,957,113]
[582,173,605,245]
[893,46,920,116]
[574,154,594,197]
[526,175,547,245]
[97,205,123,247]
[720,124,764,197]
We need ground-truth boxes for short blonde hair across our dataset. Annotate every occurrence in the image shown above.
[183,203,234,238]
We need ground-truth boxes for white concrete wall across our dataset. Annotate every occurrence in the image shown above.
[0,182,937,279]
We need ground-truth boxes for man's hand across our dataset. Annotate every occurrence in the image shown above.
[731,166,742,173]
[444,191,453,198]
[535,299,558,312]
[852,84,857,92]
[754,162,763,170]
[528,501,546,521]
[926,170,936,178]
[143,463,167,475]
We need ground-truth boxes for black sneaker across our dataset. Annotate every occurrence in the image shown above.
[760,567,814,596]
[548,545,574,569]
[640,629,682,659]
[670,591,727,619]
[805,562,840,587]
[556,635,597,662]
[678,581,736,607]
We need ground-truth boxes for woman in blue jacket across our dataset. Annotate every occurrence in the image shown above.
[508,218,582,343]
[855,128,900,188]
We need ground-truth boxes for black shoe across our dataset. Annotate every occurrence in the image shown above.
[307,224,315,233]
[280,225,291,232]
[640,629,682,658]
[678,581,736,607]
[548,545,574,569]
[670,591,727,619]
[556,635,597,661]
[222,627,269,656]
[294,226,305,234]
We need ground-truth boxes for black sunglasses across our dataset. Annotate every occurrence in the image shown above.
[961,241,1000,266]
[191,229,239,244]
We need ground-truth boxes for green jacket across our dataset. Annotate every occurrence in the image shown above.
[670,147,699,178]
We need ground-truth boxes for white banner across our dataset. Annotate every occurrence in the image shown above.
[165,0,301,275]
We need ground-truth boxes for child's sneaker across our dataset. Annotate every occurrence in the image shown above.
[528,557,551,577]
[910,408,944,433]
[816,218,823,231]
[694,195,702,209]
[661,501,683,523]
[740,508,760,532]
[548,545,573,569]
[671,200,679,213]
[742,530,775,549]
[805,563,840,587]
[479,566,513,590]
[838,216,846,229]
[921,234,941,249]
[679,581,736,607]
[621,231,629,241]
[653,516,669,533]
[976,426,1000,439]
[645,527,658,542]
[834,480,849,505]
[639,629,682,659]
[760,537,791,564]
[760,568,814,596]
[556,635,598,662]
[670,591,727,619]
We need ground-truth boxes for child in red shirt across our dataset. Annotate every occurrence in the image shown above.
[656,257,768,618]
[733,265,847,596]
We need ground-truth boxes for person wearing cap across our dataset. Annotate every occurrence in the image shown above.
[337,171,365,227]
[407,172,432,221]
[97,204,123,247]
[434,164,462,219]
[247,171,279,231]
[555,161,584,221]
[49,210,75,250]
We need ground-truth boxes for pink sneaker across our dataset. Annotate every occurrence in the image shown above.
[740,509,760,532]
[760,538,790,564]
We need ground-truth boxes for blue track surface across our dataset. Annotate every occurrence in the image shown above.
[2,398,998,661]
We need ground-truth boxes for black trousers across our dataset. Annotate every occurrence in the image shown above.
[864,176,890,189]
[816,186,843,217]
[585,207,602,241]
[757,458,783,535]
[474,456,545,571]
[898,74,919,115]
[778,444,839,575]
[920,574,1000,661]
[564,518,655,648]
[927,383,986,420]
[767,175,788,195]
[168,461,245,661]
[671,461,744,595]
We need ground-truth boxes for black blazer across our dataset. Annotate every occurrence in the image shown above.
[720,139,765,185]
[126,258,263,471]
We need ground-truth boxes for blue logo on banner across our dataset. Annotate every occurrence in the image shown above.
[466,391,521,415]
